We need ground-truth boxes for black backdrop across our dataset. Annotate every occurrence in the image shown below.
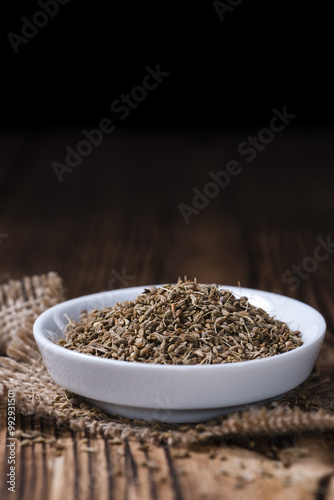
[1,0,333,130]
[0,0,333,298]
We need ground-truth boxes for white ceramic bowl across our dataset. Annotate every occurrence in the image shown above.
[33,286,326,423]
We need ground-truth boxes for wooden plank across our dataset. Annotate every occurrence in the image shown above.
[1,386,334,499]
[1,131,334,499]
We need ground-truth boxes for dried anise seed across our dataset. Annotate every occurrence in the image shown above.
[58,278,303,365]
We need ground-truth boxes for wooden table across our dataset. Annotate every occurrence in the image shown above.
[1,129,334,499]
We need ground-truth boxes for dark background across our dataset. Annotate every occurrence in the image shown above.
[0,0,333,307]
[1,0,333,129]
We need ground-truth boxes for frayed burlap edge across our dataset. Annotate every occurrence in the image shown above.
[1,273,334,448]
[0,272,64,353]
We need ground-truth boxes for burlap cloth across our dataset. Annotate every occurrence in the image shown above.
[1,272,334,447]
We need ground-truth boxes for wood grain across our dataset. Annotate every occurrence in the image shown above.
[1,409,334,500]
[1,129,334,499]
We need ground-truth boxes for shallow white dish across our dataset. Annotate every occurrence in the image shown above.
[33,286,326,423]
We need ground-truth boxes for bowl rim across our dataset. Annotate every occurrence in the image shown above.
[33,285,327,371]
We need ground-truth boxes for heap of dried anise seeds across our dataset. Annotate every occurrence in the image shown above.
[58,279,303,364]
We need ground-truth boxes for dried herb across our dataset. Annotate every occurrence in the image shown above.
[58,279,303,364]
